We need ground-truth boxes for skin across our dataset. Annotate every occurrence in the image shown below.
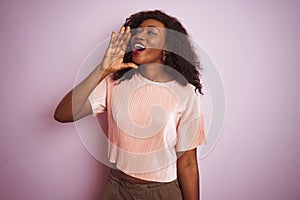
[54,26,136,122]
[130,19,174,82]
[54,19,200,200]
[131,19,166,65]
[177,149,200,200]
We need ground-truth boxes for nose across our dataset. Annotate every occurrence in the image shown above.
[133,29,146,40]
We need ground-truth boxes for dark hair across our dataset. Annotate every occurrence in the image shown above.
[112,10,203,94]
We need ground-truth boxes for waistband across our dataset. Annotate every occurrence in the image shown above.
[108,172,178,189]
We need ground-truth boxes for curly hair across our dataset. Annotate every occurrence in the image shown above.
[112,10,203,94]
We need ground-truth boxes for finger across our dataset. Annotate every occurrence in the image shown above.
[119,26,125,33]
[116,26,125,42]
[114,26,132,55]
[121,26,131,42]
[107,31,118,55]
[125,26,130,33]
[119,37,131,54]
[123,26,131,41]
[124,27,132,45]
[115,26,127,47]
[121,62,138,69]
[123,26,131,44]
[117,27,132,54]
[108,31,115,48]
[128,62,138,69]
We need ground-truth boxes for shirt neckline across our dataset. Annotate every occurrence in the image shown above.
[135,71,176,85]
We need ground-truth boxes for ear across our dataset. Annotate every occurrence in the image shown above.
[162,43,168,51]
[161,51,166,62]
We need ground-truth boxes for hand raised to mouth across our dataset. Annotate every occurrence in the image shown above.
[100,26,138,79]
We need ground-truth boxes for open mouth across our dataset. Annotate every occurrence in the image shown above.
[132,43,146,55]
[133,43,146,50]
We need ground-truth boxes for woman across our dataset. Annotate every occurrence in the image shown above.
[54,10,206,200]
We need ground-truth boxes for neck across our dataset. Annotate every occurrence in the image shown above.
[138,63,173,82]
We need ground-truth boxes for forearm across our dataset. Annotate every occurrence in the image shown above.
[54,26,136,123]
[178,163,199,200]
[54,63,106,122]
[70,63,107,116]
[177,148,200,200]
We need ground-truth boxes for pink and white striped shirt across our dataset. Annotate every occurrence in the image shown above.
[88,71,206,182]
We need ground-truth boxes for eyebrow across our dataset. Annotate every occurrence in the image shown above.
[147,26,160,32]
[139,25,161,33]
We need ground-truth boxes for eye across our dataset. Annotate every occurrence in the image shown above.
[132,28,142,35]
[147,30,157,35]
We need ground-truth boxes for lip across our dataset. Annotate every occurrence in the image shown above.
[131,40,146,56]
[132,40,146,50]
[132,49,145,56]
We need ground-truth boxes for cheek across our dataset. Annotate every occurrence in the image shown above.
[149,49,162,57]
[147,37,165,49]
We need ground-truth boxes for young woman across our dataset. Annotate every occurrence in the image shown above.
[54,10,206,200]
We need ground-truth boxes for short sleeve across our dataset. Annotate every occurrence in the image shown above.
[176,91,206,152]
[88,78,107,117]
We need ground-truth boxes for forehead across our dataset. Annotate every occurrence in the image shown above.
[139,19,166,28]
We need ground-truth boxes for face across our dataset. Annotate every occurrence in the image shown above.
[130,19,166,65]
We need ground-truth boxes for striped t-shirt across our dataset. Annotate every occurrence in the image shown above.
[88,71,206,182]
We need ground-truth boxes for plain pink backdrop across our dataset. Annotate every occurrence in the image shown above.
[1,0,299,199]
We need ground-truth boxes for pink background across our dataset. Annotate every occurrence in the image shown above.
[1,0,299,199]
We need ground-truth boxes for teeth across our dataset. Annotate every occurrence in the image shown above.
[134,43,146,50]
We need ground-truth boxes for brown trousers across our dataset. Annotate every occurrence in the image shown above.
[101,173,183,200]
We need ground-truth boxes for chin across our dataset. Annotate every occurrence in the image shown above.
[132,57,146,65]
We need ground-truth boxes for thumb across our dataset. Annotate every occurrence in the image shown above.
[122,62,138,69]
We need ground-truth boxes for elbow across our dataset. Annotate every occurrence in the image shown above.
[53,115,68,123]
[178,159,198,172]
[53,109,74,123]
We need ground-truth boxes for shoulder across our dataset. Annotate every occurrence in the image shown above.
[167,81,200,101]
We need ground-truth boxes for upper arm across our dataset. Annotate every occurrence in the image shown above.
[176,88,206,152]
[177,148,198,169]
[74,99,93,121]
